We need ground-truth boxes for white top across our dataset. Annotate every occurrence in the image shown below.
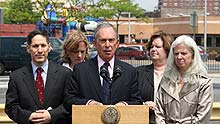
[153,69,164,102]
[62,63,72,71]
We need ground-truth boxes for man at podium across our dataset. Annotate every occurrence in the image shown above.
[64,23,142,112]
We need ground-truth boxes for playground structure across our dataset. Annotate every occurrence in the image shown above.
[36,1,103,43]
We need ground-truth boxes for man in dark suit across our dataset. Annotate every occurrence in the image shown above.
[64,23,142,112]
[5,30,71,124]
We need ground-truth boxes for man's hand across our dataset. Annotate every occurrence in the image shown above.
[143,101,156,110]
[88,100,103,105]
[29,110,51,124]
[115,101,127,106]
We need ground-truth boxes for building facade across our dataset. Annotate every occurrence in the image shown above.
[159,0,220,17]
[107,15,220,50]
[1,15,220,49]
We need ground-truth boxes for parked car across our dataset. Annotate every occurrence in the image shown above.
[115,46,148,60]
[0,36,62,75]
[197,45,208,61]
[119,44,147,51]
[215,54,220,61]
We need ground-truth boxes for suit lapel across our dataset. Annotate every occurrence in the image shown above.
[145,64,154,87]
[90,58,104,102]
[44,62,57,106]
[161,80,180,102]
[179,82,199,98]
[111,59,123,98]
[23,64,41,106]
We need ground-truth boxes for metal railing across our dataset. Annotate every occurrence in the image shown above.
[120,59,220,72]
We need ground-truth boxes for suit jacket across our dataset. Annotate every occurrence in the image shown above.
[5,62,72,124]
[136,64,154,102]
[136,64,155,124]
[64,57,142,112]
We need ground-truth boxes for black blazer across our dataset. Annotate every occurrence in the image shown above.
[64,57,142,112]
[136,64,154,102]
[136,64,155,124]
[5,62,72,124]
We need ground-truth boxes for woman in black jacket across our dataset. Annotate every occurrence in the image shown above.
[136,30,173,124]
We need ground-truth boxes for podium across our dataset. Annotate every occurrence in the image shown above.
[72,105,149,124]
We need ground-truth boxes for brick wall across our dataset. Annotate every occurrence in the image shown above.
[0,24,36,36]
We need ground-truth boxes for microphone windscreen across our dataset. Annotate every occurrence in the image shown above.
[113,65,122,80]
[100,65,110,80]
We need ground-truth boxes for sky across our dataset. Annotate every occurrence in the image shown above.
[92,0,158,12]
[133,0,158,12]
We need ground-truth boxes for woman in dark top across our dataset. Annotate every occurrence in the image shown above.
[136,31,173,124]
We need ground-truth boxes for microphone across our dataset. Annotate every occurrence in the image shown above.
[100,64,110,81]
[112,65,122,81]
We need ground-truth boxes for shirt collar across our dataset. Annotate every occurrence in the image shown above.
[32,59,49,73]
[97,55,114,70]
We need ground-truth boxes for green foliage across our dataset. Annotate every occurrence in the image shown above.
[4,0,41,24]
[85,0,148,32]
[0,2,7,8]
[86,0,146,19]
[2,0,148,28]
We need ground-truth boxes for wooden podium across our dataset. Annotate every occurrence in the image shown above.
[72,105,149,124]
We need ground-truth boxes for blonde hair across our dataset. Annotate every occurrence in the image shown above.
[61,30,89,64]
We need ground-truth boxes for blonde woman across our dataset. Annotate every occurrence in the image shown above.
[61,30,89,70]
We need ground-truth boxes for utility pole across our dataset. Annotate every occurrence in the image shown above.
[190,11,198,40]
[204,0,207,55]
[128,12,131,43]
[121,12,131,43]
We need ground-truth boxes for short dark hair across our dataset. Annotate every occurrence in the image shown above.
[147,30,173,56]
[27,30,49,45]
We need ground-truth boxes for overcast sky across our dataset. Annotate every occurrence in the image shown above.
[92,0,158,12]
[133,0,158,12]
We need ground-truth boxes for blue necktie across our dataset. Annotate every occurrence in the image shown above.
[102,62,110,104]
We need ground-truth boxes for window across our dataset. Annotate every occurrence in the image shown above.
[216,37,220,47]
[207,37,212,47]
[214,7,219,11]
[163,3,167,6]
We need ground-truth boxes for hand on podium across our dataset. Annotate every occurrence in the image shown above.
[143,101,156,110]
[87,100,103,105]
[115,101,127,106]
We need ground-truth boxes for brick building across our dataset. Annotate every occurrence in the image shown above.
[108,16,220,49]
[0,24,36,36]
[159,0,220,17]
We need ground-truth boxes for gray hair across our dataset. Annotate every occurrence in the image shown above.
[164,35,208,80]
[93,23,118,40]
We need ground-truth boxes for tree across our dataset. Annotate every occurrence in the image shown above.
[4,0,40,24]
[85,0,148,32]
